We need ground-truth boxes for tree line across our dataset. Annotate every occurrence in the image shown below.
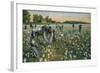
[23,10,56,25]
[23,10,90,25]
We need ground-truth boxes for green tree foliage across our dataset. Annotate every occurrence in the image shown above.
[23,10,30,24]
[33,14,43,23]
[45,16,49,23]
[38,15,43,23]
[33,14,39,23]
[45,16,52,23]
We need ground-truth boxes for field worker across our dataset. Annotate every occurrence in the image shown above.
[79,24,82,33]
[30,29,40,58]
[72,24,75,30]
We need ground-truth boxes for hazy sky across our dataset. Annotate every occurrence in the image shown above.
[28,10,91,23]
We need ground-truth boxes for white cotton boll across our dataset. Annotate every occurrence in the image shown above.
[47,54,50,59]
[47,45,51,48]
[49,51,52,55]
[73,55,77,58]
[69,54,72,59]
[42,54,45,58]
[32,40,35,44]
[44,58,47,61]
[27,31,30,33]
[47,49,50,52]
[77,48,80,50]
[38,27,41,31]
[65,50,68,55]
[70,50,73,54]
[39,58,43,62]
[61,33,63,37]
[23,58,27,62]
[27,52,30,58]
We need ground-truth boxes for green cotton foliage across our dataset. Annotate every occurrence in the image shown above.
[23,24,91,62]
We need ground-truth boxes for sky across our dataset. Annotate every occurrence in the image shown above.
[28,10,91,23]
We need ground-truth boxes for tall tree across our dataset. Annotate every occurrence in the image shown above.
[45,16,53,25]
[38,15,43,23]
[33,14,39,28]
[45,16,49,23]
[33,14,38,23]
[23,10,30,24]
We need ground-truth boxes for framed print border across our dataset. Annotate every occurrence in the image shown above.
[11,1,97,71]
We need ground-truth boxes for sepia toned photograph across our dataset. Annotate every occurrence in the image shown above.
[22,10,91,62]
